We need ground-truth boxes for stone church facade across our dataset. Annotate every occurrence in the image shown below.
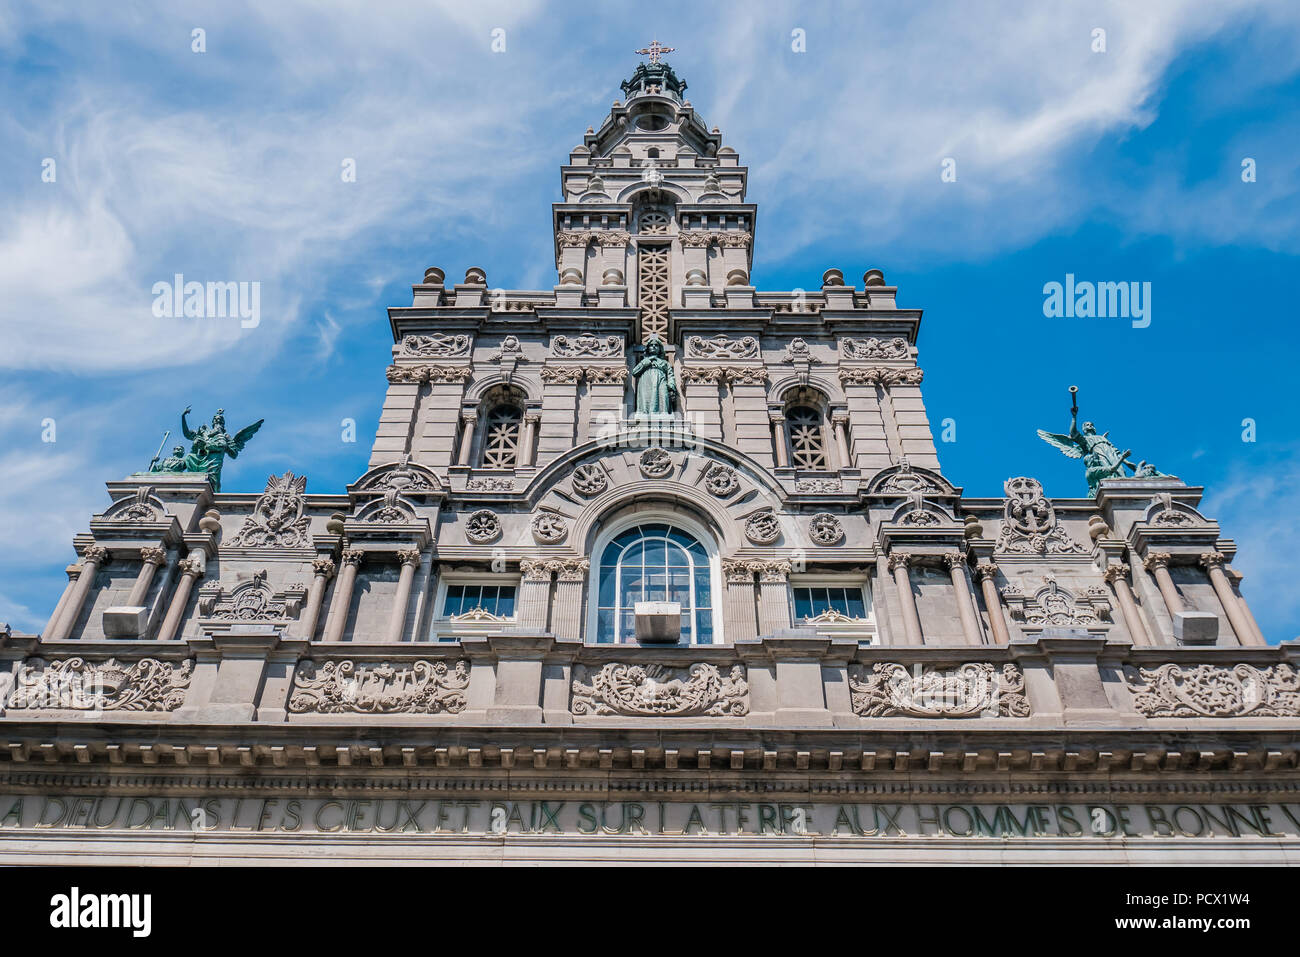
[1,56,1296,864]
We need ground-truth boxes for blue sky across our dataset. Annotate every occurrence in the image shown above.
[1,0,1297,640]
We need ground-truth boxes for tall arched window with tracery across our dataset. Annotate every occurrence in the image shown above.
[594,521,717,644]
[784,387,830,470]
[478,386,526,468]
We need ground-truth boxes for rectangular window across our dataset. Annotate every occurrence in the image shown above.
[791,585,867,621]
[442,584,517,619]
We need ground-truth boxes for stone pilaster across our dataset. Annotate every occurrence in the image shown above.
[157,554,204,641]
[727,369,773,469]
[301,557,335,641]
[942,551,984,645]
[518,560,554,630]
[548,559,589,641]
[723,560,759,642]
[45,544,108,641]
[321,549,364,643]
[888,552,924,646]
[755,560,792,636]
[538,366,582,465]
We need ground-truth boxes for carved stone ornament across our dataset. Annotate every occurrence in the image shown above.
[995,477,1084,555]
[809,512,845,545]
[7,657,193,713]
[465,509,501,543]
[571,463,609,496]
[357,455,438,492]
[842,336,909,360]
[744,509,781,545]
[571,663,750,717]
[685,334,759,360]
[223,472,312,548]
[540,365,584,385]
[869,460,942,495]
[782,338,815,364]
[531,512,569,545]
[795,478,842,493]
[288,659,470,715]
[1123,663,1300,718]
[465,477,516,492]
[638,447,674,478]
[354,487,417,524]
[703,463,739,496]
[401,333,472,358]
[385,364,473,384]
[1001,576,1111,626]
[197,570,306,621]
[838,367,924,387]
[848,662,1031,718]
[102,486,166,523]
[551,333,623,359]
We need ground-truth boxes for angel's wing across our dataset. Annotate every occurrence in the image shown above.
[232,418,265,451]
[1036,429,1083,459]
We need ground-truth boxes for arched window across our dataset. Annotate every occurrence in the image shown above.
[479,386,526,468]
[595,522,716,644]
[784,387,829,470]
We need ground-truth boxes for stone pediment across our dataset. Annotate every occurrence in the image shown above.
[863,461,956,498]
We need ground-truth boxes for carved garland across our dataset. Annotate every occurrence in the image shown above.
[848,662,1031,718]
[571,663,750,717]
[288,659,470,714]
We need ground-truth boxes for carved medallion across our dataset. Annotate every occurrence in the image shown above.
[809,512,844,545]
[842,336,908,360]
[532,512,569,544]
[638,447,673,478]
[995,477,1083,555]
[744,509,781,545]
[226,472,312,548]
[552,333,623,359]
[571,463,609,497]
[465,509,501,544]
[703,463,739,496]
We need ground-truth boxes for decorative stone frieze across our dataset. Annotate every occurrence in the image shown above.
[465,478,516,492]
[1123,663,1300,718]
[7,657,193,713]
[571,662,750,717]
[842,336,909,359]
[685,334,759,359]
[551,333,623,359]
[401,333,472,357]
[848,662,1030,718]
[838,367,924,386]
[995,477,1084,554]
[584,366,628,384]
[385,365,473,384]
[288,659,470,715]
[540,365,584,384]
[795,478,842,493]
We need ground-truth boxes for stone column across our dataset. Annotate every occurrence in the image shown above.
[769,413,789,468]
[43,565,82,639]
[300,557,335,641]
[518,560,553,630]
[974,562,1011,646]
[888,552,924,646]
[942,551,983,645]
[384,548,422,643]
[126,546,168,607]
[456,410,478,466]
[1201,552,1263,647]
[46,544,109,641]
[518,412,541,467]
[321,549,364,642]
[1103,563,1152,646]
[832,411,852,470]
[1143,551,1185,619]
[756,561,793,636]
[157,555,204,641]
[1228,570,1268,646]
[724,561,759,642]
[549,559,589,641]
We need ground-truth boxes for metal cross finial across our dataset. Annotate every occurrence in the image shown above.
[635,39,674,65]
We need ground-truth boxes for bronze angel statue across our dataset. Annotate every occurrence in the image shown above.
[150,406,264,492]
[1037,387,1163,496]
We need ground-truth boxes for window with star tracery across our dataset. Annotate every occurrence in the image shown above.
[784,388,830,470]
[479,388,526,468]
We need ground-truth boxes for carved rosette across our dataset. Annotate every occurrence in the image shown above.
[848,662,1030,718]
[571,463,609,497]
[809,512,844,545]
[288,659,470,715]
[703,463,739,496]
[1123,663,1300,718]
[465,509,501,544]
[531,512,569,545]
[744,510,781,545]
[638,447,673,478]
[571,663,749,717]
[7,657,193,712]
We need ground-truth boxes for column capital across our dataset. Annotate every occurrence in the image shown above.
[520,559,554,581]
[1199,550,1226,569]
[81,544,109,566]
[396,547,422,567]
[887,551,912,572]
[940,550,965,571]
[546,558,590,581]
[311,557,337,579]
[342,549,366,568]
[974,561,999,582]
[754,560,791,583]
[177,556,205,578]
[1143,551,1171,571]
[1102,563,1131,583]
[723,560,756,583]
[139,546,168,566]
[460,409,479,423]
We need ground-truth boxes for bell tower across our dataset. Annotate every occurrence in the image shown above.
[553,41,757,342]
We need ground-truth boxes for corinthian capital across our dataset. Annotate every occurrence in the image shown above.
[520,559,553,582]
[723,560,755,583]
[1143,551,1171,572]
[312,557,337,580]
[887,552,912,573]
[974,562,999,582]
[1102,563,1131,583]
[1199,551,1226,570]
[139,546,168,567]
[81,544,109,566]
[940,550,965,571]
[396,548,422,567]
